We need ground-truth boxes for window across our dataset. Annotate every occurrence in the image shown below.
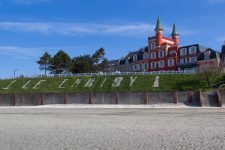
[180,59,184,64]
[158,51,164,58]
[133,55,137,61]
[169,50,176,55]
[151,61,157,69]
[151,42,156,50]
[204,53,210,60]
[158,60,164,68]
[190,57,197,63]
[168,59,174,67]
[143,53,148,59]
[151,52,156,59]
[126,59,129,64]
[145,64,148,70]
[142,64,145,70]
[134,65,136,71]
[180,58,188,64]
[189,46,197,54]
[180,48,187,56]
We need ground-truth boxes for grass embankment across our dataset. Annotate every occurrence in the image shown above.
[0,74,216,94]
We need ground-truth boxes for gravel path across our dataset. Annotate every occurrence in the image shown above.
[0,108,225,150]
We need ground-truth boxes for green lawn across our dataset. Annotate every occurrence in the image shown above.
[0,74,216,94]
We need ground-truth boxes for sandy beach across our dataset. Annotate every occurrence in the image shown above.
[0,107,225,150]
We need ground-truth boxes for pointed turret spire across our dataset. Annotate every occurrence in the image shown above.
[155,17,163,31]
[171,22,179,36]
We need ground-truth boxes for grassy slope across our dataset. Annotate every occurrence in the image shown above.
[0,74,209,94]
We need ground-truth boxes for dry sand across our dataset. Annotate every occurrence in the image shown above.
[0,107,225,150]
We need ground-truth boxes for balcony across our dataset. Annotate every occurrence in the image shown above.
[177,62,197,67]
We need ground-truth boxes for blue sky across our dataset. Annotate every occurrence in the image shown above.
[0,0,224,78]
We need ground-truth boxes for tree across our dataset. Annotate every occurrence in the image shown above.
[92,48,108,72]
[36,52,51,75]
[71,55,93,73]
[197,62,223,87]
[70,47,109,73]
[49,50,71,74]
[92,47,105,65]
[95,58,109,72]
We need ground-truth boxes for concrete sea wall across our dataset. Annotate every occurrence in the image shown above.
[0,91,204,106]
[219,90,225,106]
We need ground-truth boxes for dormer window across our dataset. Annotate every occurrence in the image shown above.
[189,46,197,54]
[180,48,187,56]
[204,51,210,60]
[133,55,137,61]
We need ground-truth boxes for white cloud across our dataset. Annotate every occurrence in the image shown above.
[0,46,44,59]
[0,22,155,36]
[3,0,54,5]
[0,21,195,37]
[202,0,225,6]
[0,45,88,59]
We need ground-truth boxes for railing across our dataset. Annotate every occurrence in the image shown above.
[177,62,197,66]
[0,71,196,80]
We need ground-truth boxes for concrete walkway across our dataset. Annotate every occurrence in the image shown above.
[0,104,224,109]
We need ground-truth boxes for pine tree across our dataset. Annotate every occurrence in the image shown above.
[49,50,71,74]
[36,52,51,75]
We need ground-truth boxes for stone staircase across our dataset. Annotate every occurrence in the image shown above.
[200,90,220,107]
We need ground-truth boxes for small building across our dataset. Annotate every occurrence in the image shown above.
[177,44,207,72]
[132,47,149,72]
[107,59,120,72]
[111,51,137,72]
[221,44,225,72]
[221,43,225,61]
[197,48,221,72]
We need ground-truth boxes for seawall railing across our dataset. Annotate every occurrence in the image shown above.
[1,71,196,80]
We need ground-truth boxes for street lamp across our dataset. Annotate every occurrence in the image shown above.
[13,69,18,79]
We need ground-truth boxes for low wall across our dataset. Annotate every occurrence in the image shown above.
[67,93,89,104]
[148,92,174,104]
[44,94,65,105]
[219,90,225,106]
[0,94,14,106]
[119,93,145,105]
[0,91,200,106]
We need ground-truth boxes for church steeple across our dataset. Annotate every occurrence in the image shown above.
[171,22,179,45]
[155,17,163,31]
[171,22,179,36]
[155,17,163,46]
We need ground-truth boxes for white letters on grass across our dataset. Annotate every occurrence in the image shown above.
[84,78,95,88]
[130,76,138,87]
[112,77,123,87]
[32,80,47,89]
[153,75,160,88]
[71,79,82,88]
[100,78,107,88]
[22,80,31,89]
[59,79,69,89]
[1,75,158,90]
[2,80,17,90]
